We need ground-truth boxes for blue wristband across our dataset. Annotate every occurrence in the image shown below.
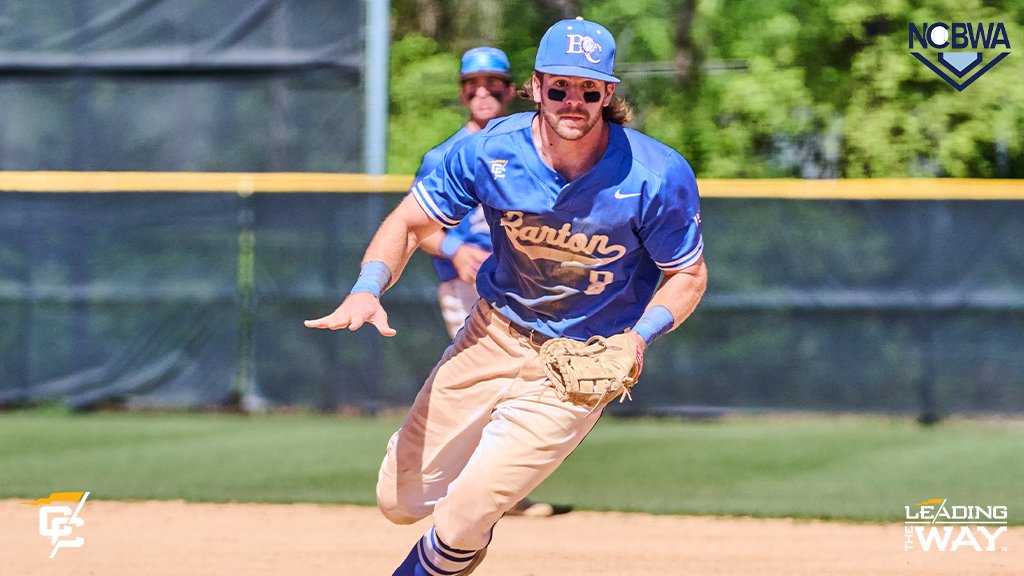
[439,234,465,260]
[631,305,674,345]
[349,261,392,298]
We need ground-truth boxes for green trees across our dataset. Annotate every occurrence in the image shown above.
[388,0,1024,177]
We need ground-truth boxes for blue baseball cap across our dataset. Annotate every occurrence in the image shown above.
[460,47,512,79]
[535,17,619,83]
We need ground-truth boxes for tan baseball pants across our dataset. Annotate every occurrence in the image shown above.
[376,299,606,550]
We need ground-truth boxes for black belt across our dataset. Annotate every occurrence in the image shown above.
[506,320,554,346]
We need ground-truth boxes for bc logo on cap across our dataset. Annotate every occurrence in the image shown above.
[535,17,619,83]
[567,34,602,64]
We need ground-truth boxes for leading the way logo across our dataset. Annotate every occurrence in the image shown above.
[904,498,1008,552]
[22,491,90,558]
[909,22,1011,91]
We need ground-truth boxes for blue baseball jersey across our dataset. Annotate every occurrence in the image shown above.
[411,111,703,340]
[415,126,493,282]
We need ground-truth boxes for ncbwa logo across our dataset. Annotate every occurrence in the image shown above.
[909,21,1011,91]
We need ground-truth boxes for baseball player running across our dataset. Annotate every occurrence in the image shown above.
[414,46,555,519]
[306,17,707,575]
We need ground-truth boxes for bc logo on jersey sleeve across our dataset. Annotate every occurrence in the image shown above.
[411,112,703,340]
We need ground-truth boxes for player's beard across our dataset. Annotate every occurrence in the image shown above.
[541,104,600,141]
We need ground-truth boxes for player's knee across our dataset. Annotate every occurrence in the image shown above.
[376,487,430,525]
[377,499,429,525]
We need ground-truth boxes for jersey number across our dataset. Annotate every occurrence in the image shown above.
[584,270,614,295]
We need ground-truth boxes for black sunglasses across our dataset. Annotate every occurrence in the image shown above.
[462,79,510,102]
[465,88,507,103]
[547,88,602,103]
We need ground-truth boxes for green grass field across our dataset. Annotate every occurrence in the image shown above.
[1,410,1020,523]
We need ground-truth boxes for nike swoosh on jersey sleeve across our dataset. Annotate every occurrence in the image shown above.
[413,181,461,228]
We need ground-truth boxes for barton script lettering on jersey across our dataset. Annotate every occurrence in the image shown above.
[499,211,625,268]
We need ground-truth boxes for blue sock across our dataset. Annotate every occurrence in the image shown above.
[392,526,485,576]
[392,545,425,576]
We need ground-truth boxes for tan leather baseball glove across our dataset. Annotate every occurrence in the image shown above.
[539,333,644,407]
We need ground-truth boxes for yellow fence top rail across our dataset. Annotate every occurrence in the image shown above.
[1,172,1023,200]
[699,178,1024,200]
[0,171,414,194]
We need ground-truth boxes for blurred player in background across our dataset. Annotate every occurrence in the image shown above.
[306,17,706,575]
[414,46,555,519]
[417,47,508,341]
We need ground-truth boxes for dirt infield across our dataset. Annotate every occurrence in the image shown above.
[1,499,1015,575]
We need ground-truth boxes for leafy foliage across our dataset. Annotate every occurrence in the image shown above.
[388,34,468,174]
[388,0,1024,177]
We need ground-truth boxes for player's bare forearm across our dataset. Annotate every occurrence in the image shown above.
[646,256,708,331]
[418,231,445,258]
[362,194,443,286]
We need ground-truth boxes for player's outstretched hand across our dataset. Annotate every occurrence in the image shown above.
[303,293,397,336]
